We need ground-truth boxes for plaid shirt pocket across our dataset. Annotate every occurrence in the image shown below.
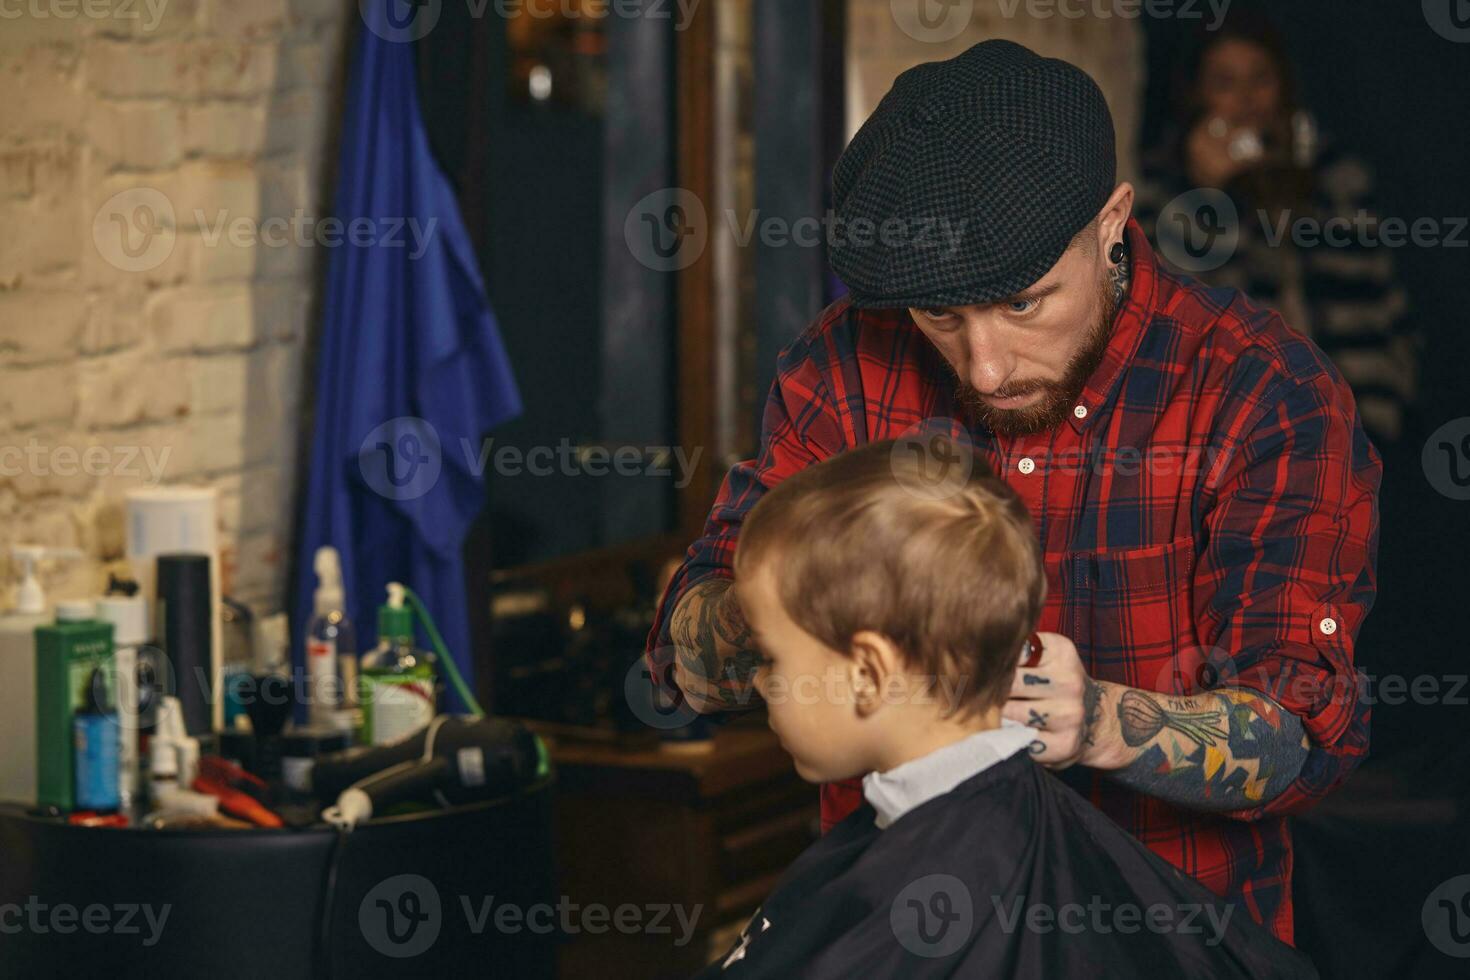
[1064,536,1198,690]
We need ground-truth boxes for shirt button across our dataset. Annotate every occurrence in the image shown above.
[1319,617,1338,636]
[1018,457,1036,475]
[1074,405,1088,419]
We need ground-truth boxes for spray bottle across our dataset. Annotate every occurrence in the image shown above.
[96,585,149,816]
[0,547,81,804]
[11,547,83,616]
[35,600,114,811]
[358,584,437,746]
[306,547,355,730]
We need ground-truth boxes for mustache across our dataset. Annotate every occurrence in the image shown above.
[988,381,1052,400]
[945,278,1118,435]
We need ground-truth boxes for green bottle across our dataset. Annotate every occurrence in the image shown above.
[358,584,437,746]
[35,602,114,811]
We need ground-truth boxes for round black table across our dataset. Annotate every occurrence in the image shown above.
[0,778,556,980]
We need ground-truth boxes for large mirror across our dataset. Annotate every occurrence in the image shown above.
[410,0,1153,723]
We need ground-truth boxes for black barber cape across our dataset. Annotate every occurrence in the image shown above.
[695,753,1315,979]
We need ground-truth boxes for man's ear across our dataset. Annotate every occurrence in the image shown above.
[1095,182,1135,255]
[847,630,904,719]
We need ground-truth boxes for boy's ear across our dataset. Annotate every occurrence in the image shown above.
[847,630,903,719]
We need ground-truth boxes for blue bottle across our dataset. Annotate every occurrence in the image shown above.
[74,666,120,811]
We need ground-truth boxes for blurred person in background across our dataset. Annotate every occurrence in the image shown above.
[1134,12,1423,449]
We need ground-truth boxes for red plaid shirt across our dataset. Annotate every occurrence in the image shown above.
[646,218,1380,943]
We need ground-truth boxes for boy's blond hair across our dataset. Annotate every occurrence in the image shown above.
[734,437,1046,712]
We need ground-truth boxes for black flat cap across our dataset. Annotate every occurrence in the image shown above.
[830,40,1116,310]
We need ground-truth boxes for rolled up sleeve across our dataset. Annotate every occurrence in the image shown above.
[1196,365,1382,819]
[644,336,846,692]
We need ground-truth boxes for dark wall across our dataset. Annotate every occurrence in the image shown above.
[1141,2,1470,757]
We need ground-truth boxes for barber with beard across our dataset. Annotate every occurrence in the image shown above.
[646,39,1379,947]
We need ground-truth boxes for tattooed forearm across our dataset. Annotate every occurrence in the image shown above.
[1106,687,1309,811]
[668,579,763,713]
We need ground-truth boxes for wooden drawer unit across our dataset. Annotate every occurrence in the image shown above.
[549,724,817,979]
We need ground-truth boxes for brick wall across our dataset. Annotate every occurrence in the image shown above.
[0,2,1143,616]
[0,0,352,613]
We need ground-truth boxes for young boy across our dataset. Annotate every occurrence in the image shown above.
[695,438,1315,979]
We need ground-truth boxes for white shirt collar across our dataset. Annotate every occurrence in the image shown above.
[861,720,1037,830]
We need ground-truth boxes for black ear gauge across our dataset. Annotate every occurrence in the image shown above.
[1109,242,1126,264]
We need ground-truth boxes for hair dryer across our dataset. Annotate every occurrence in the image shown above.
[319,716,544,829]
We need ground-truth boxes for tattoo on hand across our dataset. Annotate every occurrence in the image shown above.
[1027,709,1049,730]
[1028,740,1046,756]
[1080,679,1104,747]
[710,586,753,650]
[670,580,761,710]
[1022,674,1050,687]
[717,649,763,699]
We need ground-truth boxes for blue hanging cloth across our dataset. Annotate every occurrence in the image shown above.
[291,6,521,718]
